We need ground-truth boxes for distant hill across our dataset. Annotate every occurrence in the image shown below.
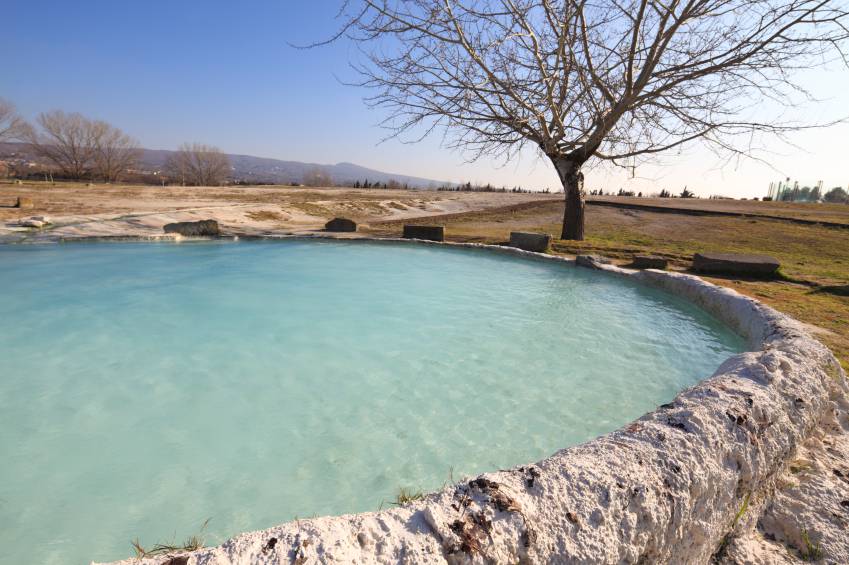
[0,142,452,188]
[138,149,451,187]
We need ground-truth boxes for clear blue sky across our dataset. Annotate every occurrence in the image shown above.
[3,0,847,196]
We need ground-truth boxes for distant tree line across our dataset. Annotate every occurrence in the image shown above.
[437,182,552,193]
[588,188,697,198]
[590,189,642,197]
[350,179,409,189]
[298,175,418,189]
[0,97,230,186]
[353,179,383,189]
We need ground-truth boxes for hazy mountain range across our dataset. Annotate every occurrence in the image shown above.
[140,149,452,187]
[0,143,452,188]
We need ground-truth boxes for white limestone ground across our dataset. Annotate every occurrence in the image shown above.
[82,241,848,565]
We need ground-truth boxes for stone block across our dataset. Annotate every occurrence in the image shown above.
[325,218,357,232]
[576,255,611,269]
[163,219,220,237]
[509,231,551,252]
[631,255,668,270]
[402,225,444,242]
[693,252,780,277]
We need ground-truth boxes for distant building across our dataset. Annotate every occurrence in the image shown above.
[767,178,823,202]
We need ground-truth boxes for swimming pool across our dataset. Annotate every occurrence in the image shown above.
[0,240,744,564]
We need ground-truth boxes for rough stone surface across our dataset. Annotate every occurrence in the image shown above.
[693,252,780,277]
[403,225,444,242]
[163,219,220,237]
[631,255,668,270]
[18,216,51,228]
[15,196,34,209]
[509,231,551,252]
[720,413,849,564]
[324,217,358,232]
[575,254,611,268]
[93,241,848,565]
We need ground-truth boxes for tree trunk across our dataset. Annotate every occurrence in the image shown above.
[553,158,586,241]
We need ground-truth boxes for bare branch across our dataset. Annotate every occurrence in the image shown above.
[0,98,28,142]
[92,121,141,182]
[164,143,231,186]
[319,0,849,238]
[26,111,101,179]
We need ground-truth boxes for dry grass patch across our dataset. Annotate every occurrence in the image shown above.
[131,518,210,559]
[245,210,286,222]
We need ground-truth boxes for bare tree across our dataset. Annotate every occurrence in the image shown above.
[164,142,231,186]
[91,121,141,182]
[0,99,28,142]
[303,167,334,186]
[25,111,101,179]
[26,111,140,182]
[325,1,849,239]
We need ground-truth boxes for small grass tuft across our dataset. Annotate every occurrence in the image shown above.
[800,528,823,562]
[713,492,752,560]
[245,210,285,222]
[731,492,750,529]
[776,478,797,491]
[131,518,210,558]
[393,487,424,506]
[824,361,844,383]
[789,460,813,475]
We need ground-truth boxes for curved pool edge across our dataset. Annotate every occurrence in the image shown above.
[69,236,846,565]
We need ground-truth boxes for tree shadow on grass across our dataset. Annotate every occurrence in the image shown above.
[809,285,849,297]
[683,269,794,284]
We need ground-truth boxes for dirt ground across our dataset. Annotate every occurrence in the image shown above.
[589,195,849,224]
[0,181,556,231]
[2,180,847,369]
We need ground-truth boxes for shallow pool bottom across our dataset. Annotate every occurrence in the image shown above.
[0,240,744,564]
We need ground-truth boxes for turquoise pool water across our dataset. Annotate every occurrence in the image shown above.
[0,240,744,564]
